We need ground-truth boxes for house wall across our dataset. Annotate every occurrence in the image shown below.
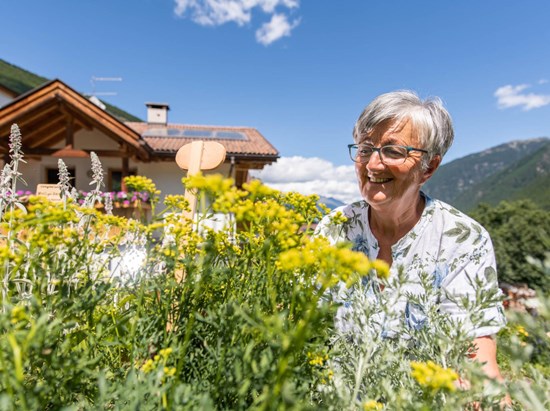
[0,91,12,107]
[74,128,121,150]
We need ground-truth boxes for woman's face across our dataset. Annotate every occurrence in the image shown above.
[355,119,435,212]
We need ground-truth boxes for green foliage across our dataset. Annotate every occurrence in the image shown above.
[470,200,550,291]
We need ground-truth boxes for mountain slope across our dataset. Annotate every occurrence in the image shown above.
[452,141,550,211]
[423,138,550,208]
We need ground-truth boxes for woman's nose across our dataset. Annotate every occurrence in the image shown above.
[366,150,385,170]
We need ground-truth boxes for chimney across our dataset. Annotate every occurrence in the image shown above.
[146,102,170,125]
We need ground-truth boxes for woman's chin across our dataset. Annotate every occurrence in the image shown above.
[362,191,391,206]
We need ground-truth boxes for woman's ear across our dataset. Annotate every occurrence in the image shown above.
[421,155,441,184]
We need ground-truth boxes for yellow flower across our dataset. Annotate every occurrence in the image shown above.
[410,360,458,394]
[183,173,234,197]
[363,400,384,410]
[278,237,372,289]
[140,358,155,374]
[329,211,348,225]
[370,259,390,279]
[242,179,279,199]
[515,325,529,338]
[164,195,190,211]
[10,305,27,324]
[307,351,328,366]
[123,175,161,197]
[163,367,176,377]
[159,347,173,359]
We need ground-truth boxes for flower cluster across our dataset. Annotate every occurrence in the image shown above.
[307,351,329,366]
[410,360,459,394]
[139,347,176,377]
[278,237,373,289]
[123,175,160,197]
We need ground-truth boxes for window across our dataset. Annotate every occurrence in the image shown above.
[46,167,75,185]
[108,169,137,192]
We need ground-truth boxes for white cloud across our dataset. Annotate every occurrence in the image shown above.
[174,0,300,44]
[494,84,550,111]
[255,13,299,45]
[250,156,362,204]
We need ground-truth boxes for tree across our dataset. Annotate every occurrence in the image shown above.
[470,200,550,291]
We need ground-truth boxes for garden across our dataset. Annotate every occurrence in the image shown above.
[0,124,548,410]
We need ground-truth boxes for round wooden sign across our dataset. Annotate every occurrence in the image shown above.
[175,141,226,171]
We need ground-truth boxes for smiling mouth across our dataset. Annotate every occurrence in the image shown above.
[369,176,392,183]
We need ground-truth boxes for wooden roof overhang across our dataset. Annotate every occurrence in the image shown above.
[145,150,279,169]
[0,79,150,161]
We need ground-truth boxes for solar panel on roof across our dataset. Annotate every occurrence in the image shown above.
[216,131,247,140]
[142,127,248,140]
[182,129,214,138]
[167,128,182,136]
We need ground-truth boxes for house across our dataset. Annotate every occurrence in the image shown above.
[0,59,279,205]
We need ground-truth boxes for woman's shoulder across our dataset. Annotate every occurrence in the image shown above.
[423,193,492,242]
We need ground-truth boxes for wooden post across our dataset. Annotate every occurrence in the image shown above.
[121,155,129,192]
[182,141,205,218]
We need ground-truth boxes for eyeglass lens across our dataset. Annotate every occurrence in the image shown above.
[350,145,408,164]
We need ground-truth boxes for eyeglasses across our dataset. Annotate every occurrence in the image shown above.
[348,144,428,165]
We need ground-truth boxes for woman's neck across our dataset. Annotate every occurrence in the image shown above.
[369,194,425,248]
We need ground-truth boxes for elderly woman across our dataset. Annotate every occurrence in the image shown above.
[315,90,507,382]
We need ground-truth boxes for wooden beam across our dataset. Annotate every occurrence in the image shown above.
[24,129,66,153]
[65,116,74,147]
[23,116,66,147]
[24,147,127,157]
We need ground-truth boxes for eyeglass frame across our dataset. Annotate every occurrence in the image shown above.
[348,143,429,165]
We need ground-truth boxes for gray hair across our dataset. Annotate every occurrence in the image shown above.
[353,90,454,169]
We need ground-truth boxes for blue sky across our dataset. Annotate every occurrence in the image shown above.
[2,1,550,202]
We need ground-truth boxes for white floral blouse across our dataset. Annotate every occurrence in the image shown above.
[314,193,507,338]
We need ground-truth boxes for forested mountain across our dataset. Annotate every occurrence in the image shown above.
[423,137,550,211]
